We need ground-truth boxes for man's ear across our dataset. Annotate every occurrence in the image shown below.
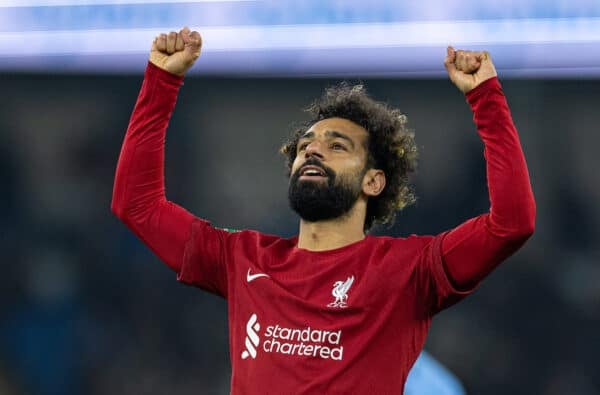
[362,169,386,197]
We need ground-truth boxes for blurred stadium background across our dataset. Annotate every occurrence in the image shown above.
[1,1,599,394]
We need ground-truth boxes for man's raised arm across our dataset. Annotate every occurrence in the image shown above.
[111,28,202,273]
[438,47,536,290]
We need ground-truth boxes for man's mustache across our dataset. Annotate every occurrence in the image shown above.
[292,158,335,180]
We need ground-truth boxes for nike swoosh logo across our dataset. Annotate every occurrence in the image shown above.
[247,268,270,283]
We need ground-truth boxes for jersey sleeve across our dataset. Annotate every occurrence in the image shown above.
[111,62,230,297]
[417,77,536,314]
[178,219,236,297]
[415,232,473,313]
[439,77,536,289]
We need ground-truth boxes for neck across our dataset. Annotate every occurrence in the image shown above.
[296,200,367,251]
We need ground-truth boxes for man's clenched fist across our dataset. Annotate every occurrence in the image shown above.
[149,27,202,76]
[444,46,497,93]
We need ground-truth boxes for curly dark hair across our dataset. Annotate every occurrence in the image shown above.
[280,82,418,231]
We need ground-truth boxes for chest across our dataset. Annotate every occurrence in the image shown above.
[225,248,429,393]
[235,250,402,311]
[227,248,422,338]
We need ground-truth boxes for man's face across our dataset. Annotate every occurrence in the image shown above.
[288,117,370,222]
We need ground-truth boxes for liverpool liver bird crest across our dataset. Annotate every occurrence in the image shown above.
[327,275,354,308]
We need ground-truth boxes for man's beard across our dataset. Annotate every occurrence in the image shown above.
[288,158,364,222]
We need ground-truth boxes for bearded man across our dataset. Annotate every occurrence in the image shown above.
[112,27,535,394]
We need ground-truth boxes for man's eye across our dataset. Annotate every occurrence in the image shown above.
[331,143,346,151]
[298,143,309,151]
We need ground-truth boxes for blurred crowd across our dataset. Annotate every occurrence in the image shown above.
[0,73,598,394]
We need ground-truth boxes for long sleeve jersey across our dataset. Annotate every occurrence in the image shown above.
[111,62,535,394]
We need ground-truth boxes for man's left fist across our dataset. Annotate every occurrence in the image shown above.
[444,46,497,93]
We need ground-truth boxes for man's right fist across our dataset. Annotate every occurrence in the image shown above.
[149,27,202,76]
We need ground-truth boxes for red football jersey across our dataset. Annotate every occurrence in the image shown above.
[179,226,469,393]
[112,63,535,394]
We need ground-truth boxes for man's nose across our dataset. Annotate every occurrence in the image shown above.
[304,140,325,159]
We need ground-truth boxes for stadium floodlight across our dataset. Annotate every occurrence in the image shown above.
[1,0,599,77]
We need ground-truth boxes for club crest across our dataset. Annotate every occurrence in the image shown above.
[327,276,354,308]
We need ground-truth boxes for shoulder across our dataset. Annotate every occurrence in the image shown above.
[215,226,293,254]
[365,234,437,251]
[188,219,287,249]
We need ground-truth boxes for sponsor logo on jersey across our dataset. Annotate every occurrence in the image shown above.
[241,313,260,359]
[241,313,344,361]
[327,275,354,308]
[216,227,240,233]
